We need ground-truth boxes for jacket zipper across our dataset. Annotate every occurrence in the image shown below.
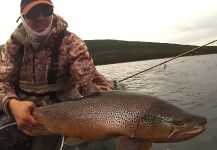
[31,50,36,82]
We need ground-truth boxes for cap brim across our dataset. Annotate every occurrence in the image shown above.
[22,1,53,15]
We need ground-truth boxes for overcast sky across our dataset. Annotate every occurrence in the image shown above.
[1,0,217,45]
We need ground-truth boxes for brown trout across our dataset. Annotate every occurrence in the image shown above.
[32,91,207,150]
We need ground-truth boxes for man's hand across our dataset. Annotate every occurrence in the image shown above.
[8,99,38,136]
[82,81,99,97]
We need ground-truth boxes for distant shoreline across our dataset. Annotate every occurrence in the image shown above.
[1,40,217,65]
[85,40,217,65]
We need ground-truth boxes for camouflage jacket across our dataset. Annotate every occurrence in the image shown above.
[0,14,113,113]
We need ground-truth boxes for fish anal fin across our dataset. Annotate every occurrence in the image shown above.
[64,137,87,146]
[139,141,152,150]
[116,136,152,150]
[32,123,56,135]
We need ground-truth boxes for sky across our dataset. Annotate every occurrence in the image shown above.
[1,0,217,45]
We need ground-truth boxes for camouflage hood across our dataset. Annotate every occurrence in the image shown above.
[11,14,68,47]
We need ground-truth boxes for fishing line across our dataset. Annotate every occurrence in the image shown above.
[118,39,217,82]
[1,122,66,150]
[165,57,193,68]
[0,122,17,130]
[59,136,65,150]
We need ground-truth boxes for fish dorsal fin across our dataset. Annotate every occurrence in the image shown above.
[116,136,152,150]
[32,123,56,135]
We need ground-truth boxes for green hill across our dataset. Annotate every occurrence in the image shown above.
[1,40,217,65]
[84,40,217,65]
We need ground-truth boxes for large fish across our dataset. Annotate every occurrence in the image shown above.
[32,91,207,150]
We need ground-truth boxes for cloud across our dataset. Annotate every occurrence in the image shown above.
[167,9,217,45]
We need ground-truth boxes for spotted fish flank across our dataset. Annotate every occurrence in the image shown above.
[32,91,207,150]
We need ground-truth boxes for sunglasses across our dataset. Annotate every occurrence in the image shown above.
[25,5,53,20]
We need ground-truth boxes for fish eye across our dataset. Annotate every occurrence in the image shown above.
[185,118,191,122]
[174,119,184,125]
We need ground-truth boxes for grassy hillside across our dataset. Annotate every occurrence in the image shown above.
[1,40,217,65]
[85,40,217,65]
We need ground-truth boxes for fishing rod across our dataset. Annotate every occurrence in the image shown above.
[118,39,217,82]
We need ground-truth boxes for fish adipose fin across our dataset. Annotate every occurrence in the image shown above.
[116,136,152,150]
[32,123,56,135]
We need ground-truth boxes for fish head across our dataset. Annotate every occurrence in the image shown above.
[137,101,207,143]
[162,112,207,142]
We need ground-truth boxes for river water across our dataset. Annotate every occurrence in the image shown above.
[96,54,217,150]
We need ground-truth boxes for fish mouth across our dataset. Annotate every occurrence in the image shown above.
[167,124,206,142]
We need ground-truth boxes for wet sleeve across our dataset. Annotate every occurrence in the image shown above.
[65,33,114,96]
[0,39,20,114]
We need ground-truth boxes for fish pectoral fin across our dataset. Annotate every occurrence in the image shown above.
[64,137,87,146]
[32,123,56,135]
[116,136,152,150]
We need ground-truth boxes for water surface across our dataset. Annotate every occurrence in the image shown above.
[96,54,217,150]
